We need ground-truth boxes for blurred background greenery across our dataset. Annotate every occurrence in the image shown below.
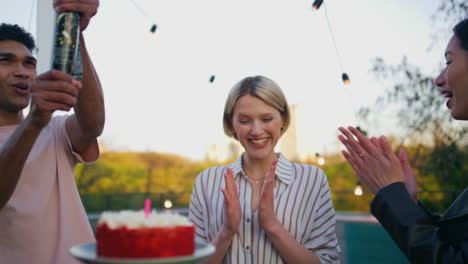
[77,143,467,214]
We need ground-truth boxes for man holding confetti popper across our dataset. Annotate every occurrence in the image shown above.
[0,0,104,263]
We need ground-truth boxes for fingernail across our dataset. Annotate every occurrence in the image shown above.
[72,79,82,88]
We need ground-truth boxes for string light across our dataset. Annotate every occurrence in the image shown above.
[164,199,173,209]
[150,24,157,34]
[312,0,324,10]
[315,153,325,166]
[342,73,350,84]
[317,3,360,126]
[318,157,325,165]
[129,0,158,34]
[323,3,350,84]
[354,181,363,196]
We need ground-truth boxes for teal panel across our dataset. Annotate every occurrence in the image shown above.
[344,222,409,264]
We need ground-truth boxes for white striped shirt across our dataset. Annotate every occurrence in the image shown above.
[189,153,341,264]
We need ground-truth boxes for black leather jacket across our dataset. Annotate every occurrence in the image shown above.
[371,182,468,264]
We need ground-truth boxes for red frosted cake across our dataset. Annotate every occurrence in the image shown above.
[95,211,195,258]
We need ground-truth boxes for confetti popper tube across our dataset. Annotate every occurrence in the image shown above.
[144,198,151,218]
[51,12,82,79]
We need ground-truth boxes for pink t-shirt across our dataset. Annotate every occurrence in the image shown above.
[0,115,97,264]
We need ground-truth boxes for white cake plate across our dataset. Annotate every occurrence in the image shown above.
[70,239,215,264]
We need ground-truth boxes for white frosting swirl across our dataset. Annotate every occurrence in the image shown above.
[98,210,193,230]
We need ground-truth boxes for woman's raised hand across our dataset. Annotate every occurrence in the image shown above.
[221,168,241,237]
[338,126,405,194]
[399,148,418,202]
[258,159,279,231]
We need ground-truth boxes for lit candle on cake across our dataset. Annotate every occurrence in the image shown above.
[144,198,151,219]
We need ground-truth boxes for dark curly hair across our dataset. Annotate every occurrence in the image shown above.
[0,23,35,51]
[453,18,468,51]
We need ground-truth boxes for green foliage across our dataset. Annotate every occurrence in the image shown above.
[305,155,375,212]
[413,143,468,213]
[364,56,466,145]
[76,151,221,212]
[76,146,468,214]
[435,0,467,25]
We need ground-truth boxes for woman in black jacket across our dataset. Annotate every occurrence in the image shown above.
[338,18,468,264]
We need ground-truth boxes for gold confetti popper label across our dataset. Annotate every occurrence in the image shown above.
[52,12,82,80]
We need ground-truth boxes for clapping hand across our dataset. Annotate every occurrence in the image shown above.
[367,134,418,201]
[221,168,241,237]
[398,148,418,202]
[338,127,406,195]
[258,159,279,231]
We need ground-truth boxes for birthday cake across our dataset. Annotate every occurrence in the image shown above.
[95,210,195,258]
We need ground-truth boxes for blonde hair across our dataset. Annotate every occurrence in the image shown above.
[223,75,291,139]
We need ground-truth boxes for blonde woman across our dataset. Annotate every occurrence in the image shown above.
[189,76,340,264]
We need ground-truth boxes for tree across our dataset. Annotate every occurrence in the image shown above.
[436,0,467,25]
[364,56,466,145]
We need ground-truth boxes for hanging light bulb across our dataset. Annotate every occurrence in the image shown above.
[150,24,157,34]
[312,0,324,10]
[318,157,325,166]
[164,199,173,209]
[209,75,215,83]
[342,73,350,84]
[354,181,363,196]
[315,153,325,166]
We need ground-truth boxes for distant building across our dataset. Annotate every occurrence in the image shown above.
[280,104,300,161]
[227,140,242,160]
[206,139,243,162]
[206,143,225,162]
